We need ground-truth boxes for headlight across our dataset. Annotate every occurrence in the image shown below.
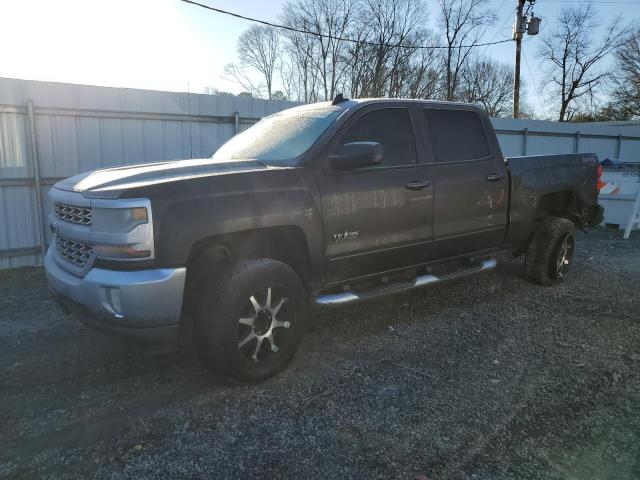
[92,207,148,233]
[90,199,154,261]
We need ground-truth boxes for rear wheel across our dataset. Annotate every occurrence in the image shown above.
[525,217,575,285]
[195,258,307,382]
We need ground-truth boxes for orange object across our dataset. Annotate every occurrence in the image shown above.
[597,163,603,192]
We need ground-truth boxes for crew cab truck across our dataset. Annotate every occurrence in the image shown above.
[45,97,603,381]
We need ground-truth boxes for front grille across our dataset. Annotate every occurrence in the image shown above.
[54,202,92,225]
[55,237,93,268]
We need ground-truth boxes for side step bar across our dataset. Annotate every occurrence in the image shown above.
[314,258,497,306]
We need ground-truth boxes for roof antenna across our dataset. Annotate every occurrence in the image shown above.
[332,93,348,105]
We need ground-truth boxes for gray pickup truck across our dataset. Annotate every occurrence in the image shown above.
[45,97,603,381]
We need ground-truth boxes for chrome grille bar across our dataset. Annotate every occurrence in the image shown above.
[54,202,92,225]
[55,236,93,268]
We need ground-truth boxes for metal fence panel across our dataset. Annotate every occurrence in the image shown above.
[620,138,640,160]
[0,111,30,178]
[0,185,39,269]
[1,77,639,269]
[494,133,524,157]
[579,137,617,160]
[527,135,574,156]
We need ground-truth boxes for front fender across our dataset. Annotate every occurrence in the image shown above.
[147,168,323,279]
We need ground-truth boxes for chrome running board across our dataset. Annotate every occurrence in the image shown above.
[314,258,497,307]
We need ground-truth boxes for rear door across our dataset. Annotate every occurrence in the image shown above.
[316,104,434,284]
[420,107,508,258]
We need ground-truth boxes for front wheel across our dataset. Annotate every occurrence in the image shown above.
[195,259,307,382]
[525,217,575,286]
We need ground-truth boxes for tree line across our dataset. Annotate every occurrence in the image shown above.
[220,0,639,122]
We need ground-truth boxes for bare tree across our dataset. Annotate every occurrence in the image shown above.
[370,0,430,97]
[342,25,374,98]
[224,0,510,108]
[280,25,319,102]
[459,55,513,116]
[538,5,630,122]
[612,29,640,119]
[280,0,433,101]
[236,25,280,99]
[383,30,442,99]
[405,47,443,99]
[437,0,495,101]
[339,0,434,99]
[281,0,354,101]
[271,90,288,101]
[278,57,297,102]
[222,63,264,98]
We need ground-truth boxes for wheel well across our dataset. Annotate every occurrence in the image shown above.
[513,190,581,257]
[184,226,311,295]
[536,190,584,222]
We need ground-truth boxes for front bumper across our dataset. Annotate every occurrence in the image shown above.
[45,248,186,351]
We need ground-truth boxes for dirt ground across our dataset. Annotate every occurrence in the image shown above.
[1,228,639,479]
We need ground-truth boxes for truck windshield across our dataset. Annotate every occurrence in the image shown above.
[212,104,343,164]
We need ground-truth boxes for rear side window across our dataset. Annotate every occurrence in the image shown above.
[340,108,416,167]
[423,109,490,162]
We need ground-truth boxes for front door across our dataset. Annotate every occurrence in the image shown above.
[316,105,434,284]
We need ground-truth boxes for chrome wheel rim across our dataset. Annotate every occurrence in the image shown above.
[554,233,574,278]
[237,287,291,362]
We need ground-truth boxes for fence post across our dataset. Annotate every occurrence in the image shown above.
[233,111,239,135]
[574,131,580,153]
[616,134,622,159]
[522,128,528,155]
[26,100,47,263]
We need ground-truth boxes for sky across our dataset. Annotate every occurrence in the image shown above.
[1,0,638,114]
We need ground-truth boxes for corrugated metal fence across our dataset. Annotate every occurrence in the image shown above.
[0,78,298,268]
[492,116,640,160]
[1,77,639,269]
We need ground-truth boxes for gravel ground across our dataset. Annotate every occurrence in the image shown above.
[1,228,639,479]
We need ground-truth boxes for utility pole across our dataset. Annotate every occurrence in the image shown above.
[513,0,526,119]
[512,0,540,119]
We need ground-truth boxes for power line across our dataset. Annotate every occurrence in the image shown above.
[488,6,518,45]
[494,0,510,14]
[179,0,513,50]
[522,46,545,115]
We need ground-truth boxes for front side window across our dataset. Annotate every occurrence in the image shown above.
[213,104,343,164]
[339,108,417,167]
[423,109,490,162]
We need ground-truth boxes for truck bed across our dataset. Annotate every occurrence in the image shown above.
[505,153,600,246]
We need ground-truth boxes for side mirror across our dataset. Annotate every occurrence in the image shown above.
[329,142,383,171]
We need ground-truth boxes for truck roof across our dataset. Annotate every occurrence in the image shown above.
[277,98,486,119]
[325,97,487,114]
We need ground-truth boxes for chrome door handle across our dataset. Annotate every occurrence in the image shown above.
[486,173,505,182]
[405,180,431,191]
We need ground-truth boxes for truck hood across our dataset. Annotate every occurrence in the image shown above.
[55,158,270,198]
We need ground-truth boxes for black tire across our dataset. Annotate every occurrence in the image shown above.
[525,217,576,286]
[194,258,307,382]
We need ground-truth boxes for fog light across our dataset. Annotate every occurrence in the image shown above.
[94,245,151,259]
[105,287,122,318]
